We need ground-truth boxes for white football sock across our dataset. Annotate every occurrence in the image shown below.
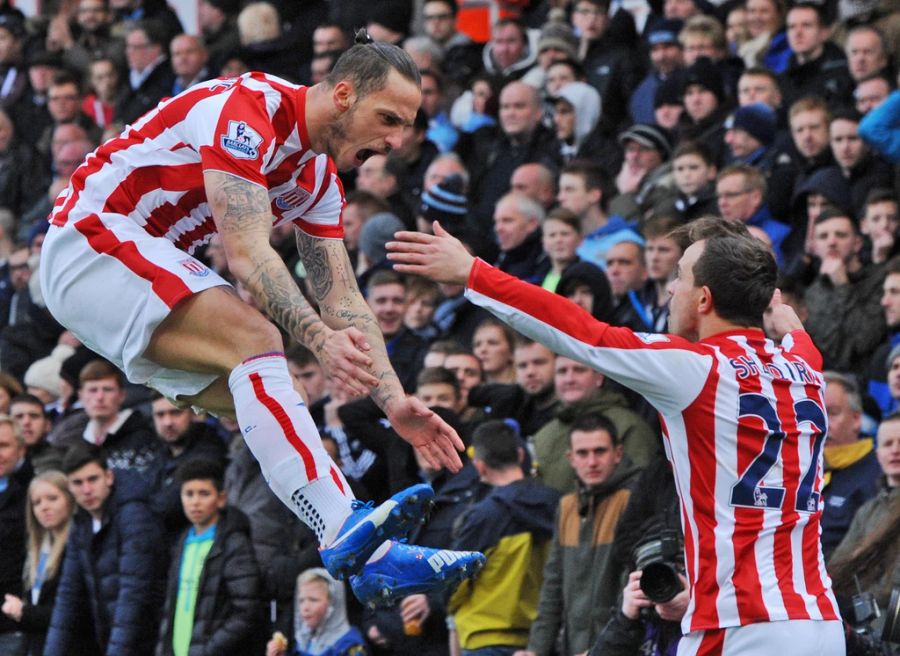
[228,352,353,544]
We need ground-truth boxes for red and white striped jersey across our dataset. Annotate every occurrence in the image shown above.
[50,72,345,252]
[465,259,841,633]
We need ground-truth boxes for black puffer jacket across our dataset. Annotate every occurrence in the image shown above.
[44,470,167,656]
[156,507,265,656]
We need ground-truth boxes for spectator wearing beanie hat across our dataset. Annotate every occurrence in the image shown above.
[678,56,732,166]
[522,12,578,89]
[357,212,405,283]
[24,343,75,405]
[609,123,678,221]
[366,0,413,45]
[725,102,777,166]
[653,73,685,130]
[417,173,468,234]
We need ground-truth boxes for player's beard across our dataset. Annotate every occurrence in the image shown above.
[321,102,357,168]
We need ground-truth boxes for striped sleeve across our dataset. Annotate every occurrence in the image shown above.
[291,157,345,239]
[465,258,714,413]
[199,87,275,188]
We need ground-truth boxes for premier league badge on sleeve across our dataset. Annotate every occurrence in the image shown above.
[221,120,263,159]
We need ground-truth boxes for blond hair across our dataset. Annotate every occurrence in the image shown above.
[24,470,75,588]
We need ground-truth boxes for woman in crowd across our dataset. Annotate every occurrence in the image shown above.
[540,208,583,292]
[1,470,78,656]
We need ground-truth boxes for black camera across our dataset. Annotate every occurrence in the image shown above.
[846,589,900,656]
[633,529,683,604]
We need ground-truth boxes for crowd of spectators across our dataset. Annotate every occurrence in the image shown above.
[0,0,898,654]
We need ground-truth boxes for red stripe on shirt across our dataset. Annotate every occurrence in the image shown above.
[716,338,769,624]
[683,361,722,631]
[771,373,810,619]
[73,213,192,308]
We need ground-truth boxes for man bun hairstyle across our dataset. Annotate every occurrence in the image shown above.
[326,29,421,98]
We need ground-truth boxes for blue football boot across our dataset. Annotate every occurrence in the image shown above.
[349,541,486,608]
[320,483,435,580]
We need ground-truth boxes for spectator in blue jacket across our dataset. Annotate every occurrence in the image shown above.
[858,89,900,162]
[44,444,167,656]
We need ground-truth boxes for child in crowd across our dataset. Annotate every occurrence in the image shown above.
[403,276,442,340]
[671,141,719,221]
[156,458,264,655]
[267,568,367,656]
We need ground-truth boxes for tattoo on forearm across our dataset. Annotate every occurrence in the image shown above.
[207,172,329,351]
[295,230,333,300]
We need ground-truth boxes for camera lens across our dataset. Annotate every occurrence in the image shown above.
[640,561,682,603]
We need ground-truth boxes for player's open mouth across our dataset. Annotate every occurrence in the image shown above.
[356,148,377,163]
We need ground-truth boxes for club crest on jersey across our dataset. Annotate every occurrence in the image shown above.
[179,259,210,277]
[275,186,311,211]
[221,120,262,160]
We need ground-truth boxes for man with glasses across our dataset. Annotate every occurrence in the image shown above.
[37,72,101,161]
[716,165,789,264]
[421,0,481,98]
[118,19,174,125]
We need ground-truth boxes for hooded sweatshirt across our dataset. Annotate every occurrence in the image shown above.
[294,568,366,656]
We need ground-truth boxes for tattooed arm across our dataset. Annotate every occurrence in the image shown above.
[295,226,465,471]
[294,227,402,409]
[204,170,378,396]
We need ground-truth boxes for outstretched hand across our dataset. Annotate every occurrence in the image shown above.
[317,326,379,397]
[763,289,804,342]
[386,221,475,286]
[385,395,465,472]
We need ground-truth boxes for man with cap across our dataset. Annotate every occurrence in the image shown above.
[778,2,854,109]
[629,18,684,124]
[570,0,642,133]
[724,101,778,167]
[609,123,676,222]
[678,57,732,166]
[357,212,406,281]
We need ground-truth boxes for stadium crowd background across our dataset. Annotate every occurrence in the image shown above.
[0,0,898,654]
